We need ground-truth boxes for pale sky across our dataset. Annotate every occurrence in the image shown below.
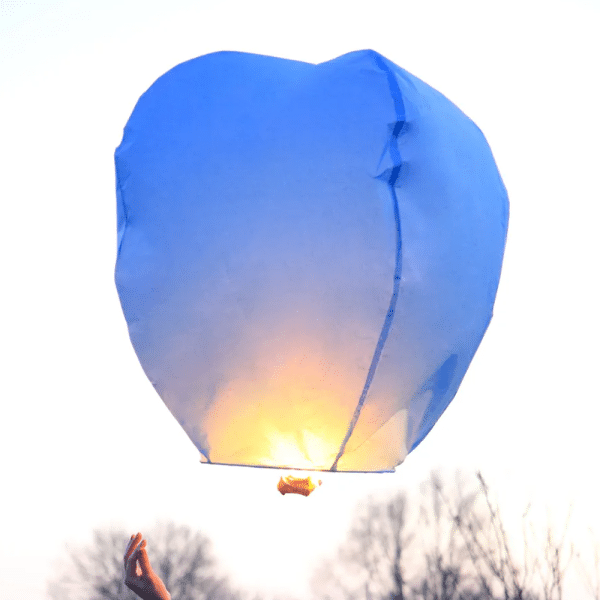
[1,1,599,599]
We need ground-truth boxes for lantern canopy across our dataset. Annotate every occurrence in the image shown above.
[115,50,508,472]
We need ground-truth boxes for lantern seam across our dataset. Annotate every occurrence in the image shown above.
[330,52,405,471]
[114,156,129,259]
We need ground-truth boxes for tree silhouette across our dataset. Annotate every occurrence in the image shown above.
[47,521,241,600]
[577,530,600,600]
[411,472,483,600]
[311,475,485,600]
[311,471,576,600]
[432,472,537,600]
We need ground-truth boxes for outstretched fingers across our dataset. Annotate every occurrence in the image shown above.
[136,539,152,574]
[124,533,143,576]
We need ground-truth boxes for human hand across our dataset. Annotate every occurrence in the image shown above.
[124,533,171,600]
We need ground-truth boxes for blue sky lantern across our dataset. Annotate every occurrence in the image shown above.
[115,50,508,493]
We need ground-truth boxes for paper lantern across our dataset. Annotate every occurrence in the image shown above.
[115,49,508,474]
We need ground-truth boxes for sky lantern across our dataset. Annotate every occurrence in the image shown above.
[115,50,508,494]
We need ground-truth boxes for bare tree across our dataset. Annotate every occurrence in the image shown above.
[433,471,537,600]
[312,471,579,600]
[432,472,575,600]
[538,511,573,600]
[412,472,483,600]
[577,530,600,600]
[311,480,484,600]
[311,492,412,600]
[47,521,241,600]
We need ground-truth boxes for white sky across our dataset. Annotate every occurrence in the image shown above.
[1,0,599,598]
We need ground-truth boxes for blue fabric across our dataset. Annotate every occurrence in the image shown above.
[115,50,508,472]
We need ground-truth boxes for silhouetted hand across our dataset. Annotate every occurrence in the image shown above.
[124,533,171,600]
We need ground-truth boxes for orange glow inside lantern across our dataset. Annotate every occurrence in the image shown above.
[195,346,409,474]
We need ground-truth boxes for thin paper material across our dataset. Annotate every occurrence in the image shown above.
[115,50,508,472]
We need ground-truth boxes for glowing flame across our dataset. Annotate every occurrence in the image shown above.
[277,474,322,497]
[197,342,408,472]
[202,346,358,469]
